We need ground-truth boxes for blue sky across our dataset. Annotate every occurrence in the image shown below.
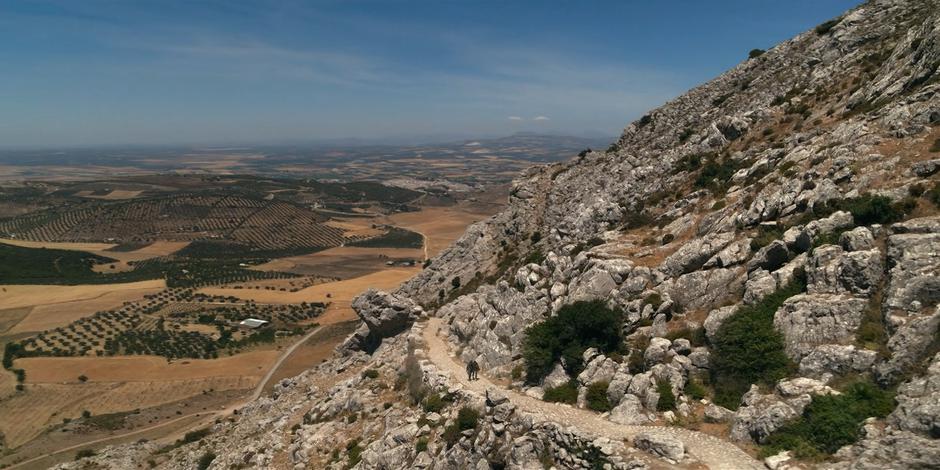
[0,0,860,148]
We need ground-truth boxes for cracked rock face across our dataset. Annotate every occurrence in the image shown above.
[773,294,867,361]
[341,289,424,353]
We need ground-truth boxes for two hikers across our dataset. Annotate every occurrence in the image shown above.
[466,359,479,381]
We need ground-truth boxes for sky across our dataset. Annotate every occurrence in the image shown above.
[0,0,861,149]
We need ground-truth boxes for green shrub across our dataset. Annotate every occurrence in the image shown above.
[196,452,216,470]
[672,153,704,174]
[422,392,446,413]
[684,379,708,400]
[927,181,940,207]
[442,406,481,448]
[750,224,784,251]
[749,48,766,59]
[522,301,623,383]
[523,249,546,266]
[179,427,211,445]
[586,381,612,412]
[642,293,663,311]
[812,229,847,249]
[543,382,578,404]
[75,449,96,460]
[511,365,524,380]
[664,326,707,347]
[820,194,913,226]
[694,155,741,194]
[655,380,676,411]
[415,437,428,453]
[815,18,841,35]
[622,211,654,229]
[711,278,804,409]
[361,369,379,379]
[627,335,650,374]
[762,380,895,458]
[346,439,363,467]
[931,138,940,152]
[456,406,480,430]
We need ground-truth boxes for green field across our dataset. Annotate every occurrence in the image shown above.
[0,243,118,283]
[347,227,424,249]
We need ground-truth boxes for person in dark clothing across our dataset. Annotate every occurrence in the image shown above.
[466,359,479,381]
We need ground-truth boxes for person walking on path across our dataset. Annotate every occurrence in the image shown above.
[466,359,479,381]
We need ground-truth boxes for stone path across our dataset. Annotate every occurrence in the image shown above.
[423,317,763,470]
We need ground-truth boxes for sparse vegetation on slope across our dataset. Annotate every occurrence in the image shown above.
[711,275,805,409]
[761,380,895,459]
[522,300,624,384]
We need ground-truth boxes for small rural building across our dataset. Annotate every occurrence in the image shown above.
[239,318,269,329]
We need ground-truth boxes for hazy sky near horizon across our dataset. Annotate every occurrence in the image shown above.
[1,0,860,148]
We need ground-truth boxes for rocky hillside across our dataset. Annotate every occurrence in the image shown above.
[58,0,940,469]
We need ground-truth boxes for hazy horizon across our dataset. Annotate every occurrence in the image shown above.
[2,0,859,148]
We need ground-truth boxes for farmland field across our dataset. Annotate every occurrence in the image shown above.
[0,162,511,460]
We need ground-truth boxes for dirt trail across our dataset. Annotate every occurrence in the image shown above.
[423,318,762,470]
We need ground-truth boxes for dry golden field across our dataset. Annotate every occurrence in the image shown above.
[381,205,492,257]
[1,280,166,334]
[0,238,189,262]
[252,246,424,279]
[0,376,255,448]
[199,268,420,308]
[17,350,277,383]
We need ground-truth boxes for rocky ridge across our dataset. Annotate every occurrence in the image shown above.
[59,1,940,469]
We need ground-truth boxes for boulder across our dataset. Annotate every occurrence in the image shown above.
[911,159,940,177]
[840,227,875,251]
[662,267,745,311]
[608,394,650,425]
[804,211,854,240]
[743,268,777,305]
[543,363,571,389]
[773,294,868,361]
[775,377,836,398]
[577,353,618,386]
[731,386,809,443]
[704,404,734,423]
[703,237,752,269]
[889,352,940,437]
[798,344,878,379]
[660,232,734,277]
[633,432,684,461]
[884,229,940,312]
[703,305,737,341]
[644,337,672,366]
[747,240,790,273]
[340,289,423,353]
[606,367,633,405]
[806,245,882,296]
[876,308,940,384]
